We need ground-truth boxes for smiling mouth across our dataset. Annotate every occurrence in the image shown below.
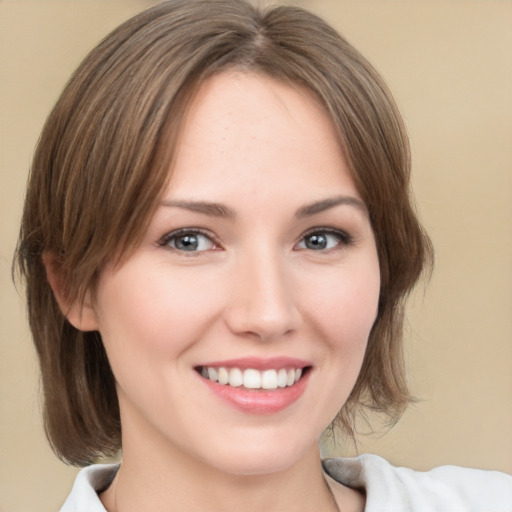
[195,366,311,390]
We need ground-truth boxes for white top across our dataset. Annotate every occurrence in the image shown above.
[59,454,512,512]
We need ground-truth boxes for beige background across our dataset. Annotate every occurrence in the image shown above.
[1,0,511,510]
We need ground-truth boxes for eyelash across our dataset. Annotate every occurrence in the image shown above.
[157,227,353,254]
[158,228,221,254]
[296,228,353,252]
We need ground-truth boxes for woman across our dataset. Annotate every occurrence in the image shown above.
[14,1,511,511]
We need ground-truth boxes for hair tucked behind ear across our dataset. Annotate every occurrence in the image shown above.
[14,0,432,465]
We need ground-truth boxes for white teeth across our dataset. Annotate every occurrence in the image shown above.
[218,367,229,385]
[243,369,261,389]
[228,368,243,387]
[201,366,305,389]
[261,369,278,390]
[277,368,288,388]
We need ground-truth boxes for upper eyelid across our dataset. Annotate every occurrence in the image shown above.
[299,226,352,241]
[158,228,220,247]
[157,226,352,248]
[301,226,347,235]
[292,228,353,254]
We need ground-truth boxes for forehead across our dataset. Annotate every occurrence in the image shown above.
[166,71,359,202]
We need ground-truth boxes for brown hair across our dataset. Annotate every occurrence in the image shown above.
[15,0,432,466]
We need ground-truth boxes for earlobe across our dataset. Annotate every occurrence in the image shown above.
[42,252,100,332]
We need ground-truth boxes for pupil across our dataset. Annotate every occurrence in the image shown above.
[176,235,198,251]
[306,233,327,250]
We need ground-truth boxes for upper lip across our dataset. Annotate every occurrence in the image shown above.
[196,356,311,371]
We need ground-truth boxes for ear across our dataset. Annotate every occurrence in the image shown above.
[42,252,99,332]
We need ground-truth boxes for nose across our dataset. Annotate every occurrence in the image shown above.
[223,247,301,341]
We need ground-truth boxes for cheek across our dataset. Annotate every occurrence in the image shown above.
[93,265,223,368]
[293,262,380,429]
[304,261,380,347]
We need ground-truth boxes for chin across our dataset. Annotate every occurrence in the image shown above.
[194,429,319,477]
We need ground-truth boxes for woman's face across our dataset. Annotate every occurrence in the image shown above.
[87,71,380,475]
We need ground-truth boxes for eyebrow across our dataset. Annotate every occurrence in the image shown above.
[159,200,236,219]
[160,195,367,219]
[295,195,367,218]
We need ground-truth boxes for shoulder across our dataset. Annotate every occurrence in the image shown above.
[323,454,512,512]
[59,464,118,512]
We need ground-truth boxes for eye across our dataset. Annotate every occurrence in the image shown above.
[295,229,351,251]
[159,229,218,252]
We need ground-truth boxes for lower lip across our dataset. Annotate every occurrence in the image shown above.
[199,371,310,414]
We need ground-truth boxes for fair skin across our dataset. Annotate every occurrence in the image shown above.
[57,71,378,512]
